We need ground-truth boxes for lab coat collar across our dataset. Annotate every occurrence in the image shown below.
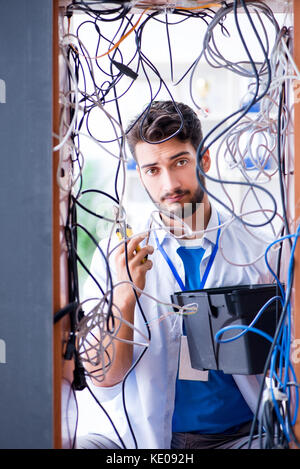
[150,203,221,249]
[202,204,221,246]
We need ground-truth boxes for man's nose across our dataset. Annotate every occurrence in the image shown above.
[161,169,181,195]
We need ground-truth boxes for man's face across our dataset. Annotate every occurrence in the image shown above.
[135,137,210,221]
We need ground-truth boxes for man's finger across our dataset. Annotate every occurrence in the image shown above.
[130,245,154,266]
[123,233,150,258]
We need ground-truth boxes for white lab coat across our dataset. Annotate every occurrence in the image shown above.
[76,204,276,449]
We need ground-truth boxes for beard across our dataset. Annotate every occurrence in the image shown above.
[144,177,206,222]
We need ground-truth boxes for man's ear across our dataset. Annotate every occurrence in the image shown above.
[201,149,211,173]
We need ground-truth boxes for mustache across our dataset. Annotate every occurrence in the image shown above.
[161,189,189,202]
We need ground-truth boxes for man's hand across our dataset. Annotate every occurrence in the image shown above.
[114,233,154,306]
[83,233,154,387]
[88,233,153,387]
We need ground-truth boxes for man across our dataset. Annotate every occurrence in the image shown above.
[76,101,275,449]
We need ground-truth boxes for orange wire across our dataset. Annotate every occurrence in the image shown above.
[135,2,220,10]
[96,7,151,59]
[169,2,220,10]
[67,3,220,60]
[69,7,151,60]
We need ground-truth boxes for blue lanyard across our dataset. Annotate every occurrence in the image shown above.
[154,212,221,291]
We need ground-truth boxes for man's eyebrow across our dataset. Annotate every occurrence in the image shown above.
[140,151,191,170]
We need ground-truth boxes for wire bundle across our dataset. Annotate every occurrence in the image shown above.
[199,1,298,449]
[53,0,299,449]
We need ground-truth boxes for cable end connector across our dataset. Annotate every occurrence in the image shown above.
[73,360,87,391]
[263,386,288,405]
[112,60,138,80]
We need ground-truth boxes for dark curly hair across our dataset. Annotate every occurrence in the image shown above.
[126,101,203,161]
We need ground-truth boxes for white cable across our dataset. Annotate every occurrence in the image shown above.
[60,7,295,382]
[53,42,79,152]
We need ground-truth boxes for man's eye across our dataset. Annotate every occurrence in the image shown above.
[177,159,188,167]
[146,168,158,176]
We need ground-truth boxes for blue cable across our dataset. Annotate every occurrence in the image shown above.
[268,227,300,435]
[286,363,299,426]
[279,227,300,432]
[269,354,290,442]
[214,295,283,344]
[215,324,274,345]
[214,224,300,442]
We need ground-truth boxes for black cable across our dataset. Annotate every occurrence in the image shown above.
[119,230,151,449]
[277,58,292,249]
[67,1,131,22]
[165,12,174,83]
[73,12,139,115]
[73,223,115,333]
[74,193,151,449]
[85,381,127,449]
[54,301,78,324]
[73,189,119,220]
[70,381,80,449]
[285,393,300,448]
[109,25,128,202]
[245,29,297,450]
[63,192,81,361]
[149,7,218,87]
[66,13,154,445]
[246,246,295,449]
[195,0,278,229]
[62,1,296,451]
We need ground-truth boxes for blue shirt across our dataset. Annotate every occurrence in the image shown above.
[172,243,253,434]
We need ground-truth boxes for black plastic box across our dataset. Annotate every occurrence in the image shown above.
[171,284,282,375]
